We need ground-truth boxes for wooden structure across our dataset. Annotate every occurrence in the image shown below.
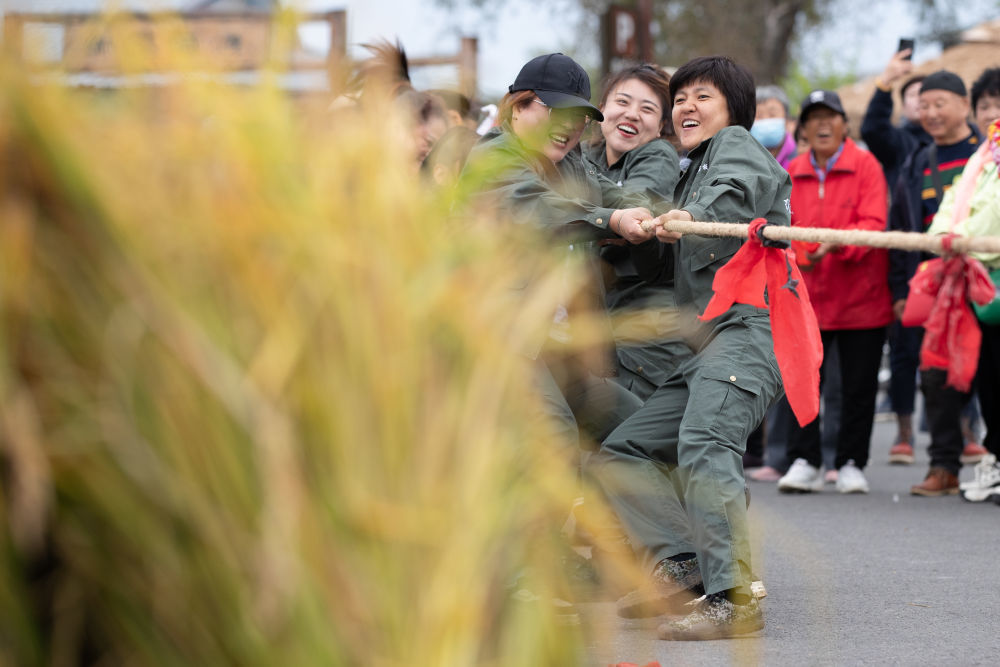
[600,0,653,77]
[3,9,479,97]
[408,36,478,99]
[2,9,347,88]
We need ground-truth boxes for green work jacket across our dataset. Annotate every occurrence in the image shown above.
[464,126,650,372]
[585,137,679,206]
[673,126,792,314]
[467,126,649,240]
[586,138,680,292]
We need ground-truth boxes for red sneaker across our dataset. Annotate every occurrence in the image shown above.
[961,442,989,465]
[888,441,915,465]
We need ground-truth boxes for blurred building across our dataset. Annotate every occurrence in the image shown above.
[837,18,1000,135]
[2,0,344,92]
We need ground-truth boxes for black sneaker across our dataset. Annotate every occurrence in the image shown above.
[657,591,764,640]
[615,556,703,618]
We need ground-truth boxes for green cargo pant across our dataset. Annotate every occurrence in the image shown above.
[534,356,643,454]
[590,309,782,597]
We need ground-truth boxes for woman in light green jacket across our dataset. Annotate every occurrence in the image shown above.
[924,67,1000,503]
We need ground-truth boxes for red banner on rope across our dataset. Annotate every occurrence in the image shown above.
[907,235,995,391]
[700,218,823,427]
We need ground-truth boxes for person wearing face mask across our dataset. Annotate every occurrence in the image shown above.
[751,85,797,169]
[746,85,798,482]
[584,63,689,400]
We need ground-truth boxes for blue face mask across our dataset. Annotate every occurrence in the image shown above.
[750,118,786,149]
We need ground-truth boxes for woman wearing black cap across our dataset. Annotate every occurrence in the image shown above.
[591,55,792,640]
[464,53,661,488]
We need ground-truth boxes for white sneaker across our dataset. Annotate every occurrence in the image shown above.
[960,453,1000,502]
[836,460,870,494]
[778,458,824,493]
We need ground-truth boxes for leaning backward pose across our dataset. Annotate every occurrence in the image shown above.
[464,53,660,464]
[590,55,792,640]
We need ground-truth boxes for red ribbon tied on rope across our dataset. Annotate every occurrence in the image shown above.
[909,234,995,391]
[699,218,823,427]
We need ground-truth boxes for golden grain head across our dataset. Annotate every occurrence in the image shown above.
[0,12,641,665]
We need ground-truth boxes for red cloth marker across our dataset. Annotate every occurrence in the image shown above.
[700,218,823,427]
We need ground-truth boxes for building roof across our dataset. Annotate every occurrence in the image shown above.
[837,18,1000,131]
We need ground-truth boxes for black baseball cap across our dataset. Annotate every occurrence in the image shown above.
[799,90,846,124]
[509,53,604,122]
[920,70,967,97]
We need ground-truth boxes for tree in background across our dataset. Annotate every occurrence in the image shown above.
[595,0,828,84]
[434,0,829,83]
[433,0,999,87]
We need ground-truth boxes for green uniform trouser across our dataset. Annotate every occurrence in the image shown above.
[534,357,643,454]
[612,338,694,402]
[590,308,782,596]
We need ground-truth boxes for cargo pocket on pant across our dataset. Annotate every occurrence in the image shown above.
[699,368,764,446]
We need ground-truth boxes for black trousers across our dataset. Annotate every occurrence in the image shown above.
[787,327,886,470]
[921,367,970,475]
[887,321,922,416]
[979,322,1000,457]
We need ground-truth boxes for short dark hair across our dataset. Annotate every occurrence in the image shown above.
[971,67,1000,110]
[597,63,673,137]
[900,75,925,99]
[668,55,756,131]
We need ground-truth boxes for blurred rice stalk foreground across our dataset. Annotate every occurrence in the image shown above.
[0,11,619,665]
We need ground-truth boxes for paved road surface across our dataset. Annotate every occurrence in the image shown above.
[583,417,1000,666]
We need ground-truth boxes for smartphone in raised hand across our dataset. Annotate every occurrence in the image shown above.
[898,38,915,60]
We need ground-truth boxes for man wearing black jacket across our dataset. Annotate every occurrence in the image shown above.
[887,71,984,495]
[861,48,931,191]
[862,51,932,465]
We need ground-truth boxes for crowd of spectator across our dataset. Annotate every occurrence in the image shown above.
[359,42,1000,640]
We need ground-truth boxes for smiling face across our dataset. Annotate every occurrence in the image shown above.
[802,106,847,163]
[599,77,664,165]
[919,89,971,145]
[511,97,589,162]
[902,82,923,123]
[974,93,1000,137]
[672,80,731,151]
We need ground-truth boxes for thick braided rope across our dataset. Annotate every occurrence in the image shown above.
[645,219,1000,256]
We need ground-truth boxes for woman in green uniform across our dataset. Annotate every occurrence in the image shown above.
[591,55,792,640]
[586,63,690,400]
[465,52,658,458]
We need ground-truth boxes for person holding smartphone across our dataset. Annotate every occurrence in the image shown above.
[861,39,931,189]
[860,40,932,466]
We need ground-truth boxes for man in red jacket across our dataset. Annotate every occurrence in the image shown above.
[777,90,891,495]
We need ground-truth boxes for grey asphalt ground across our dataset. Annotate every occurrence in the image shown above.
[583,416,1000,666]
